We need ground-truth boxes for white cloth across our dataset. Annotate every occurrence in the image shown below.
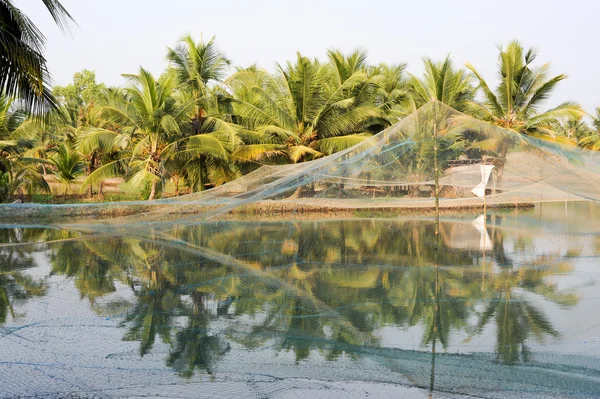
[471,165,495,198]
[471,214,492,250]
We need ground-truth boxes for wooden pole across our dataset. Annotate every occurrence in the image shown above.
[430,100,440,398]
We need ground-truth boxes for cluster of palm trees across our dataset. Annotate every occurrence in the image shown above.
[2,32,599,201]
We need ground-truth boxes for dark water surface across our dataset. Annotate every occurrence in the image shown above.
[1,203,600,398]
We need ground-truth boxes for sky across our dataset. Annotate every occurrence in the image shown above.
[19,0,600,113]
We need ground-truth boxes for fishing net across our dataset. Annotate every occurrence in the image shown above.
[1,102,600,398]
[3,100,600,229]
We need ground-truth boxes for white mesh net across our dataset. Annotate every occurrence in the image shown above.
[4,100,600,229]
[1,102,600,398]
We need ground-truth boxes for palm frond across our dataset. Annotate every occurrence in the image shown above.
[80,159,124,189]
[465,63,505,118]
[288,145,322,163]
[317,133,372,155]
[231,144,286,163]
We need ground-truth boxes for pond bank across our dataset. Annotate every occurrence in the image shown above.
[0,198,536,225]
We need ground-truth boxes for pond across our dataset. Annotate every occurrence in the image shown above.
[1,202,600,398]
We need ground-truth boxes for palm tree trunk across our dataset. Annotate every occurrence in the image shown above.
[497,140,510,178]
[492,141,509,195]
[87,154,97,198]
[148,180,157,200]
[197,156,206,191]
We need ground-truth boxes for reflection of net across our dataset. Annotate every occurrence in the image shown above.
[2,211,600,398]
[2,101,600,229]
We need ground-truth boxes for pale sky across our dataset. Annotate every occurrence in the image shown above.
[19,0,600,113]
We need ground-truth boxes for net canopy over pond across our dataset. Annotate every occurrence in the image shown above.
[4,100,600,228]
[2,102,600,398]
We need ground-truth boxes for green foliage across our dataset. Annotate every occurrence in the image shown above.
[229,50,389,164]
[53,70,107,121]
[139,179,161,200]
[465,40,584,140]
[408,56,474,112]
[48,144,85,196]
[0,0,74,113]
[2,34,596,203]
[0,171,9,201]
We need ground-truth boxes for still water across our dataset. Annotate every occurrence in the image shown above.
[1,203,600,398]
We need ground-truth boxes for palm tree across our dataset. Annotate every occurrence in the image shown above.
[229,52,386,164]
[85,68,236,199]
[166,37,240,191]
[466,40,584,142]
[166,34,231,130]
[408,56,475,112]
[0,95,49,200]
[48,143,84,198]
[578,107,600,150]
[369,63,409,120]
[77,120,129,197]
[327,48,368,84]
[0,0,75,113]
[84,68,192,200]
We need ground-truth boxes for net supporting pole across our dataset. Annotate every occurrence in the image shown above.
[433,104,440,231]
[430,100,440,398]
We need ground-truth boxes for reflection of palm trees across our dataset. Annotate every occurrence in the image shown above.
[120,239,183,356]
[477,296,557,364]
[4,217,582,380]
[0,227,50,323]
[167,296,230,376]
[474,259,574,365]
[0,274,45,323]
[122,285,179,356]
[51,240,118,302]
[469,220,577,365]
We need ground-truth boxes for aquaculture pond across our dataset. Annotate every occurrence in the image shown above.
[1,202,600,398]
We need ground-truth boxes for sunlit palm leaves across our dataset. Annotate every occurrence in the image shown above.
[466,40,584,141]
[166,35,240,191]
[229,52,389,164]
[85,68,193,199]
[408,56,474,112]
[48,143,84,197]
[0,0,74,113]
[0,95,49,199]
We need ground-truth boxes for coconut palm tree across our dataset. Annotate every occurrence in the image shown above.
[465,40,584,142]
[408,56,475,112]
[166,34,231,130]
[48,143,84,198]
[82,68,188,199]
[0,95,49,200]
[370,63,409,120]
[327,48,368,84]
[85,68,236,199]
[229,52,387,164]
[0,0,74,113]
[165,35,240,191]
[578,107,600,151]
[76,121,129,197]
